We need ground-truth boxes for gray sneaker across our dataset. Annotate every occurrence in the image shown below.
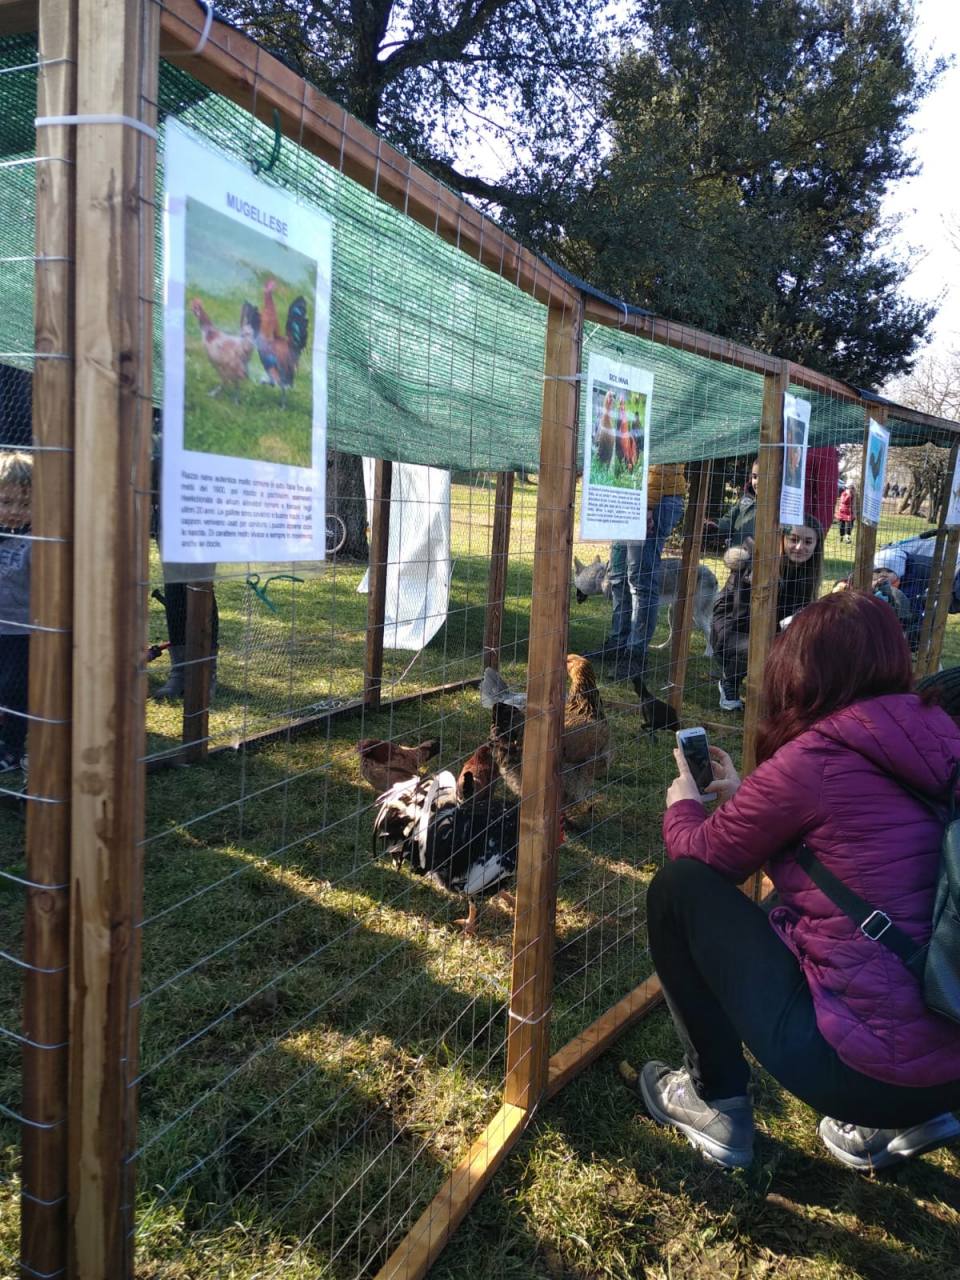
[818,1112,960,1171]
[639,1061,754,1168]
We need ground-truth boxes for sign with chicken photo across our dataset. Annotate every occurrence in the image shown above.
[580,352,651,542]
[161,122,331,563]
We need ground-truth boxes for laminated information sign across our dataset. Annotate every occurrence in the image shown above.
[580,352,652,543]
[162,121,332,563]
[779,393,811,526]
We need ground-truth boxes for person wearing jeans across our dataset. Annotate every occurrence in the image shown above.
[637,591,960,1171]
[598,465,686,680]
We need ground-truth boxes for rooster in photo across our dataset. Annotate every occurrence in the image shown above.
[616,395,638,470]
[373,770,520,936]
[189,298,255,401]
[593,389,617,466]
[241,280,309,407]
[357,737,440,793]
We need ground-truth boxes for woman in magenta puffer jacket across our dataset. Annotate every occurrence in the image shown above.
[639,591,960,1171]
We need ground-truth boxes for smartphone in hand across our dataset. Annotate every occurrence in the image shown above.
[676,727,715,801]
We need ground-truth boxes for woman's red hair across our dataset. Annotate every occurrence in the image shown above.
[755,590,915,764]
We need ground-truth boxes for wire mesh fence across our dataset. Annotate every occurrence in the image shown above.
[2,6,960,1280]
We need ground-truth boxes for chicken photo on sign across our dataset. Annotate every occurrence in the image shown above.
[588,382,646,490]
[183,197,315,468]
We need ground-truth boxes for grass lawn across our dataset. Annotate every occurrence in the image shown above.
[1,483,957,1279]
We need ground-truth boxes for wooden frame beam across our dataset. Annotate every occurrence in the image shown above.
[742,363,789,776]
[19,0,76,1273]
[667,460,712,712]
[504,299,582,1111]
[68,0,157,1272]
[364,459,392,711]
[483,471,515,669]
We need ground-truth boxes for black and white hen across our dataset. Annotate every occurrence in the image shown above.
[373,770,519,935]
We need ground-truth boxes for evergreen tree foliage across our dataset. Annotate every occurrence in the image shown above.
[548,0,939,387]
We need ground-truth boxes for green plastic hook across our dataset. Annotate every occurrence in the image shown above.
[251,109,283,176]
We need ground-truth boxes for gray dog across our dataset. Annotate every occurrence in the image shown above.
[573,554,717,656]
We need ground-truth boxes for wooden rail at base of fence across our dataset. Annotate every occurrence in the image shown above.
[374,973,663,1280]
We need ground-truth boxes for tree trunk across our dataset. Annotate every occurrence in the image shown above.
[327,450,369,561]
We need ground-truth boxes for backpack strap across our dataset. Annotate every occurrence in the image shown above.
[794,844,927,977]
[793,761,960,980]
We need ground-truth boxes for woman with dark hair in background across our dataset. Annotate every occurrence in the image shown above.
[712,516,823,711]
[637,592,960,1171]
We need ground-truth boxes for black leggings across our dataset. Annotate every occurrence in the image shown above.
[838,520,853,538]
[647,858,960,1126]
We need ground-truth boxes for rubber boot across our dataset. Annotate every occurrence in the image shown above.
[152,645,186,700]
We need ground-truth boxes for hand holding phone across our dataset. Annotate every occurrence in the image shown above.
[675,727,716,801]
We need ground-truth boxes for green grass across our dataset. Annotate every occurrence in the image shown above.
[1,485,958,1279]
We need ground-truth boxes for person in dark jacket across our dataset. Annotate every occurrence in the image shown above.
[707,457,758,549]
[637,591,960,1170]
[712,516,823,710]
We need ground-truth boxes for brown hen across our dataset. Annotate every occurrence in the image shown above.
[488,655,612,812]
[358,738,440,792]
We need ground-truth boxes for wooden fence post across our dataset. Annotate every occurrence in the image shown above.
[667,459,712,712]
[915,441,960,679]
[504,298,581,1111]
[181,579,215,762]
[68,0,157,1273]
[364,459,392,710]
[20,2,76,1275]
[852,406,886,592]
[741,362,789,776]
[483,470,515,669]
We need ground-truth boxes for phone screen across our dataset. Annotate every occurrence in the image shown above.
[679,730,713,796]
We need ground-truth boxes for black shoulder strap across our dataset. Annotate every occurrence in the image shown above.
[793,761,960,978]
[794,844,927,976]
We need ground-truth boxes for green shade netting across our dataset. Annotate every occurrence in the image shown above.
[1,38,548,470]
[2,33,957,462]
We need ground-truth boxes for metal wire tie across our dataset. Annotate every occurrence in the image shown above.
[0,949,66,974]
[0,870,68,891]
[19,1260,66,1279]
[0,1101,65,1130]
[0,1025,68,1050]
[20,1189,67,1208]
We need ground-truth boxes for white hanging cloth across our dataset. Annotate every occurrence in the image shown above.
[357,460,451,651]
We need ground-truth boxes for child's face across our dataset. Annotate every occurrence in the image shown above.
[873,567,900,590]
[784,524,818,564]
[0,482,30,528]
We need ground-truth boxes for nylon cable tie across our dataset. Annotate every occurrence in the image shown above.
[34,114,158,140]
[0,1101,64,1131]
[192,0,214,53]
[543,373,582,383]
[508,1006,552,1026]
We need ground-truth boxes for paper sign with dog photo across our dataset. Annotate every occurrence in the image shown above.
[580,353,652,542]
[779,393,811,526]
[861,418,890,526]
